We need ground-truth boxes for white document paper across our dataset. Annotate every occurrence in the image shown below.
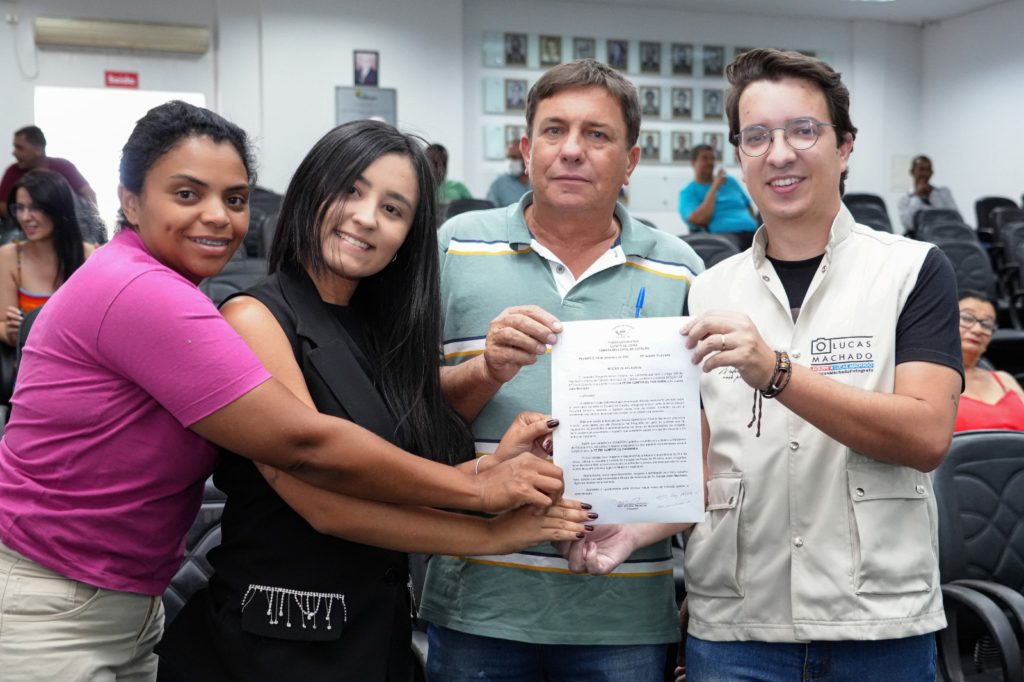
[552,317,703,524]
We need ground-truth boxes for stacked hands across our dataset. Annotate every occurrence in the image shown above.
[479,304,778,574]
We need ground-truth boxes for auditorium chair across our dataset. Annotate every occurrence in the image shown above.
[162,478,226,625]
[842,192,888,217]
[916,221,976,245]
[445,198,495,220]
[681,233,740,268]
[977,197,1018,233]
[846,203,892,231]
[261,211,279,259]
[241,206,266,258]
[915,208,964,234]
[933,430,1024,682]
[199,258,269,306]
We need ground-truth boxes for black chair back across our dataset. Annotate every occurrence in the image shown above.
[843,192,887,215]
[162,478,226,625]
[976,196,1017,231]
[446,199,495,220]
[916,221,976,245]
[915,208,963,231]
[199,258,268,307]
[681,233,741,268]
[241,206,266,258]
[847,203,891,231]
[261,211,279,261]
[933,239,996,298]
[991,207,1024,234]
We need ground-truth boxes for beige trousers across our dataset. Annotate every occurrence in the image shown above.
[0,540,164,681]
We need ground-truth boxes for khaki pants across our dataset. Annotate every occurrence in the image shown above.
[0,540,163,681]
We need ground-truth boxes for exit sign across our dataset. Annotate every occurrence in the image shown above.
[104,71,139,88]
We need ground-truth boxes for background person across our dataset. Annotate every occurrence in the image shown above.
[486,141,530,207]
[0,169,95,346]
[157,120,590,681]
[426,143,473,203]
[0,126,97,220]
[0,101,565,679]
[955,291,1024,431]
[678,143,757,242]
[897,154,959,233]
[419,58,704,682]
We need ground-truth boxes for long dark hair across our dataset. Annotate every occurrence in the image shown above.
[270,120,473,465]
[13,169,85,285]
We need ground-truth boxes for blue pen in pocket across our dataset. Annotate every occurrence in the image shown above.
[634,286,646,318]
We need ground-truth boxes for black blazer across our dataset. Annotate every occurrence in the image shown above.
[157,269,412,682]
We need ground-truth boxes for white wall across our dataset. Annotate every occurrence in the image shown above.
[0,0,464,198]
[462,0,925,234]
[922,0,1024,227]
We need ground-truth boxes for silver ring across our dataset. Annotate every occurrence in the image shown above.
[720,334,727,351]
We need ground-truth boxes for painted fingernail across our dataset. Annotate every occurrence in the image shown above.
[542,438,552,452]
[587,512,599,520]
[546,419,559,428]
[580,502,593,510]
[584,525,595,531]
[576,532,585,539]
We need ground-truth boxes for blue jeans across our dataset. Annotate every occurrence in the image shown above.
[426,624,668,681]
[685,633,937,682]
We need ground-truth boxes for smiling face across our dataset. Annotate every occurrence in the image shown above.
[13,186,54,242]
[737,77,851,232]
[523,86,639,215]
[119,136,250,284]
[313,152,417,304]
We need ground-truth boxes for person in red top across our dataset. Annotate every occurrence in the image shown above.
[0,126,97,220]
[955,291,1024,432]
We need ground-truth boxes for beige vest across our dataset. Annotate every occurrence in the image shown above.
[685,207,946,642]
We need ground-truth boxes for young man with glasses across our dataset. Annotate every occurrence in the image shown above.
[566,48,964,681]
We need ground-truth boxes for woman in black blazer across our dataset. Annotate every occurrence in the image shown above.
[157,121,592,680]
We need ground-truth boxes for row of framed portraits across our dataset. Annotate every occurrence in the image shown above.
[484,32,816,77]
[639,129,732,165]
[483,122,733,166]
[484,77,724,121]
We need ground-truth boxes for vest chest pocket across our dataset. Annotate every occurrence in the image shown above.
[684,474,744,598]
[847,468,935,595]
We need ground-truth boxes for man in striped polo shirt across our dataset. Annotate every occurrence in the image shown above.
[418,59,704,680]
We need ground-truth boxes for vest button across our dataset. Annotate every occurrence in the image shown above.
[915,484,926,494]
[855,487,865,497]
[788,441,799,452]
[793,537,804,547]
[762,274,770,281]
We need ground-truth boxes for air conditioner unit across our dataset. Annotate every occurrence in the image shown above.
[34,16,210,55]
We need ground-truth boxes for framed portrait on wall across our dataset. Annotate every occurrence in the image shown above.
[640,130,661,162]
[505,79,527,111]
[573,37,596,60]
[671,131,693,162]
[703,45,725,77]
[639,41,661,73]
[703,131,724,161]
[606,39,628,70]
[505,33,527,66]
[671,43,693,75]
[540,36,562,66]
[353,50,379,86]
[639,86,661,118]
[703,88,724,120]
[671,87,692,120]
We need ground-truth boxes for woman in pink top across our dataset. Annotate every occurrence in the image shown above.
[0,102,586,679]
[955,292,1024,432]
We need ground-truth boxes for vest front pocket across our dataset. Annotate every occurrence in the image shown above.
[847,467,934,594]
[685,474,744,598]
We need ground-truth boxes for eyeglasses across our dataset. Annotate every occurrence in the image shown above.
[9,203,44,217]
[959,311,997,333]
[733,118,837,157]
